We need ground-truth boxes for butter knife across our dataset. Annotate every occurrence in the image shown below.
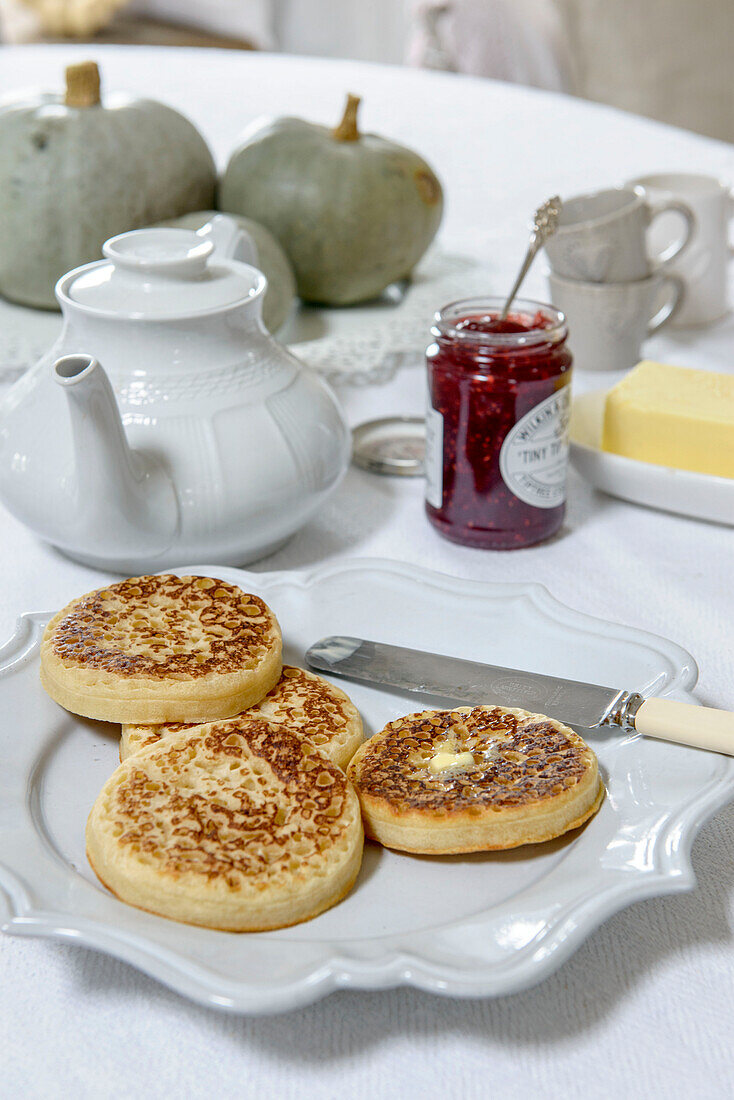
[306,636,734,755]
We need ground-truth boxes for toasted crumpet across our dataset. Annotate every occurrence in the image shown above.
[347,705,603,854]
[40,574,282,724]
[86,716,364,931]
[120,665,363,768]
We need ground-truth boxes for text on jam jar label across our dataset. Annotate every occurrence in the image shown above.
[498,387,570,509]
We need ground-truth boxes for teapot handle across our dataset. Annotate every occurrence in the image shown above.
[196,213,259,268]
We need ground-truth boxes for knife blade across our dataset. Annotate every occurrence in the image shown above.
[306,635,630,729]
[306,636,734,754]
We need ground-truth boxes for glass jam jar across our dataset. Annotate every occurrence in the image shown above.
[425,297,572,549]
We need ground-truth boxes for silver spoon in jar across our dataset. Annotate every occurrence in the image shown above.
[499,195,563,320]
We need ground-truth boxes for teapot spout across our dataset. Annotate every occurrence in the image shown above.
[54,355,178,566]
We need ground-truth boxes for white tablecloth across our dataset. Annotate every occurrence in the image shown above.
[2,45,734,1099]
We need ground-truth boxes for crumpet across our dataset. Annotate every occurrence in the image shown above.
[347,705,603,854]
[86,716,364,931]
[40,574,282,724]
[120,665,363,768]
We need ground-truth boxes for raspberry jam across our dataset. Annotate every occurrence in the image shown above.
[425,297,572,549]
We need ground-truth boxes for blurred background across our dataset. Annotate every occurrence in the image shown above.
[1,0,731,143]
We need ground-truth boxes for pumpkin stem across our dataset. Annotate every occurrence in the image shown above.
[65,61,101,108]
[332,94,361,142]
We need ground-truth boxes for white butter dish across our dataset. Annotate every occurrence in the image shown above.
[570,390,734,526]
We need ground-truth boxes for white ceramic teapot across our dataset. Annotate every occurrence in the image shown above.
[0,217,350,571]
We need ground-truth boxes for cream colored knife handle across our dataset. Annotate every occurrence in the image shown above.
[634,698,734,755]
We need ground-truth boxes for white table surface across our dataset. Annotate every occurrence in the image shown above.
[2,44,734,1099]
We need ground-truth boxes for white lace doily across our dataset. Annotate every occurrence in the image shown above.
[0,249,492,391]
[283,249,493,386]
[0,296,62,387]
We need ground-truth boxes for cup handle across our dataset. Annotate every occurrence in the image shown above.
[648,274,685,334]
[647,199,696,265]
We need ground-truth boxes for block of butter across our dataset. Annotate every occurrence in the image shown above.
[602,360,734,478]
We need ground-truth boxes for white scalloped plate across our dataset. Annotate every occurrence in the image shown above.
[2,559,733,1015]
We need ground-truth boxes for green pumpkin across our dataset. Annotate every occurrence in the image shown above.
[0,61,216,310]
[219,95,443,306]
[155,210,297,333]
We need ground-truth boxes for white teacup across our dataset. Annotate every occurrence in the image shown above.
[628,173,732,326]
[548,270,684,372]
[545,187,694,283]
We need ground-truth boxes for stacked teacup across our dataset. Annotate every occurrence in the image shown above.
[628,173,732,327]
[545,187,694,371]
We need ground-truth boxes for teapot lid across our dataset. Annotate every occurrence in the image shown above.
[59,227,265,318]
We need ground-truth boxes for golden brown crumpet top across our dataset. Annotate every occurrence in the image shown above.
[50,574,278,678]
[252,666,359,747]
[108,721,355,882]
[86,716,364,930]
[349,706,596,814]
[122,665,363,768]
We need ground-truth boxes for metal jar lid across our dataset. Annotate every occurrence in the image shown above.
[351,416,426,476]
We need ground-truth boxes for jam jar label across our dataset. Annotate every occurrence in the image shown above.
[499,387,571,509]
[424,402,444,508]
